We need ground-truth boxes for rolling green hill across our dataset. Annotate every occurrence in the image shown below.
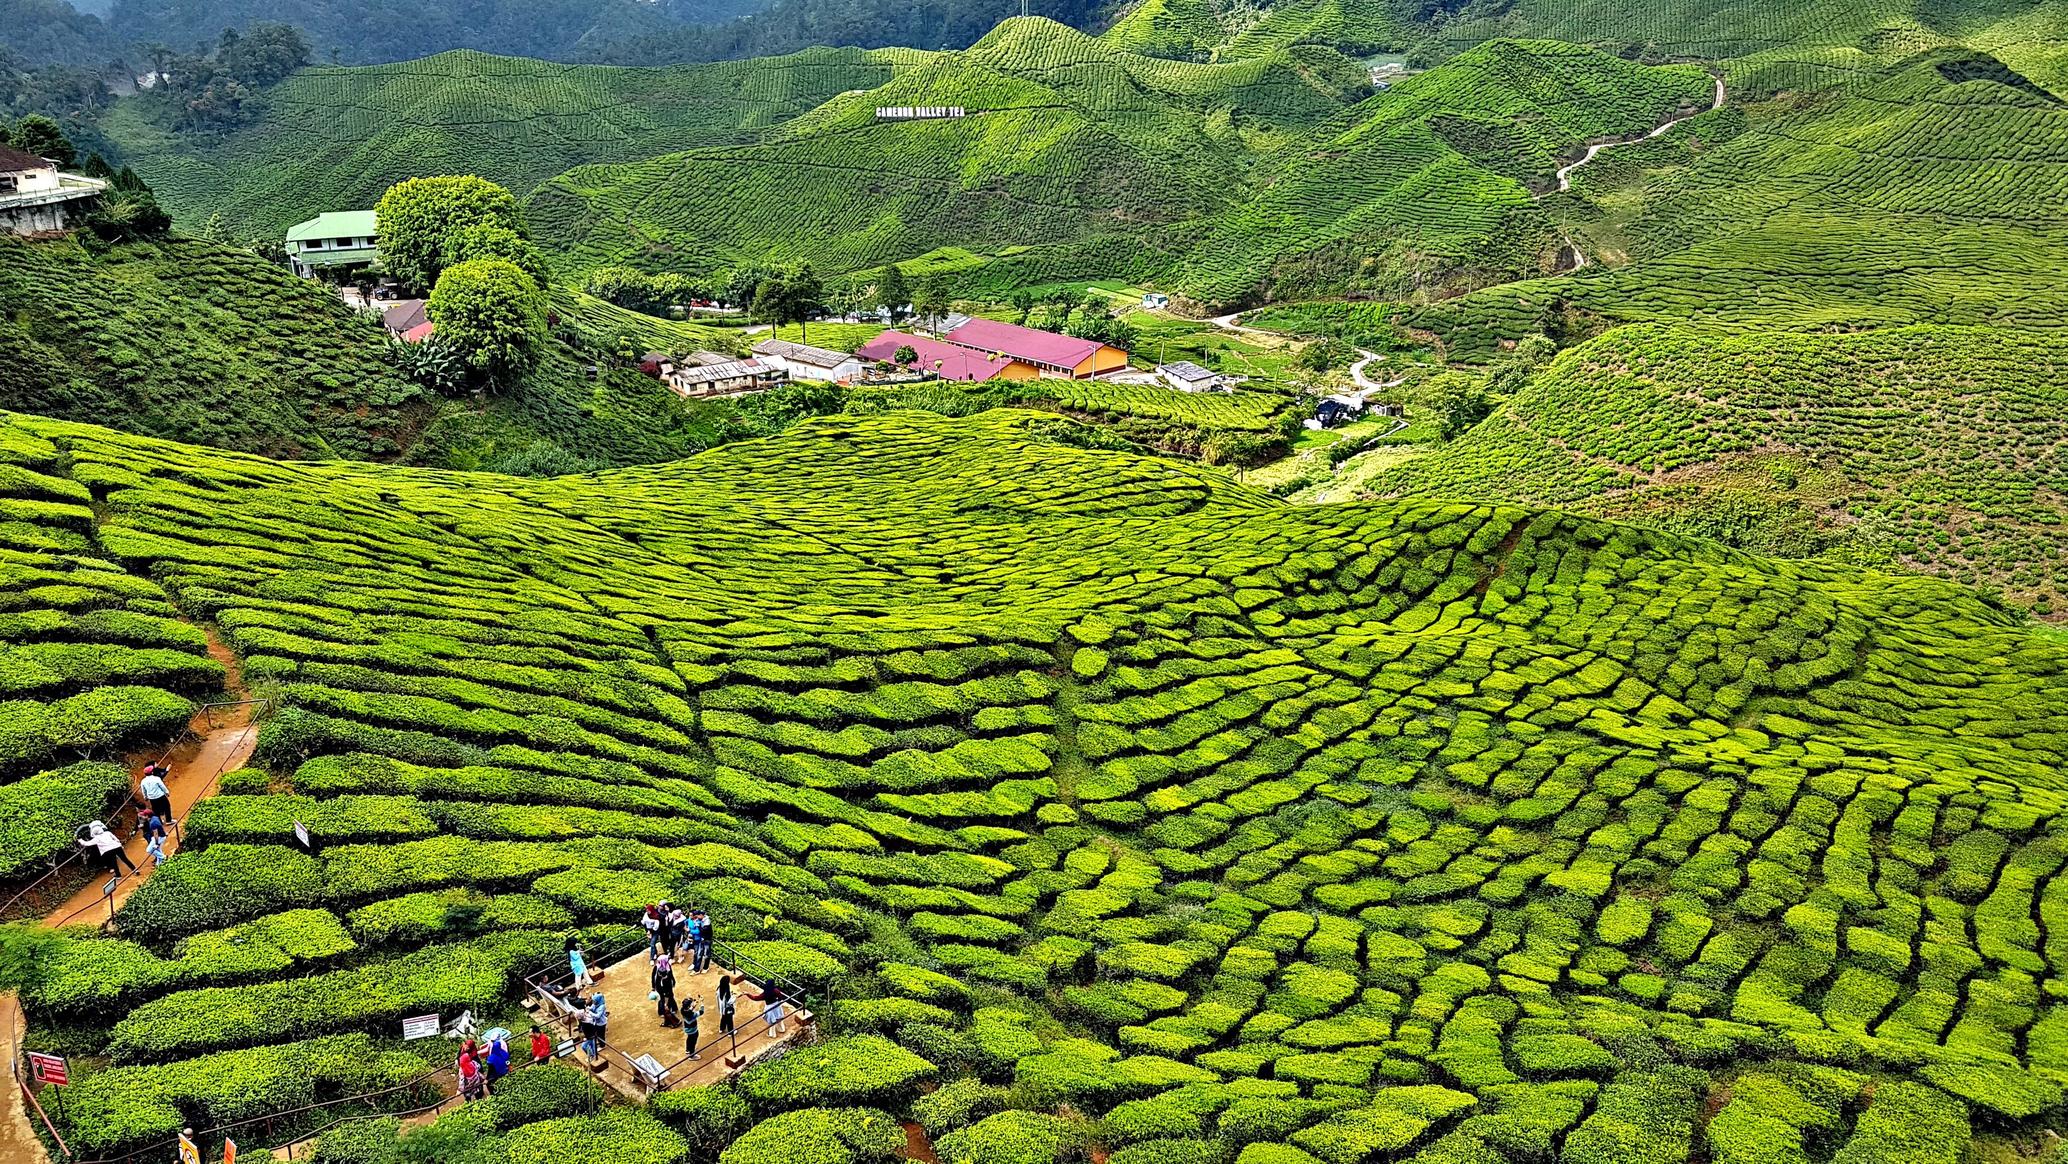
[529,26,1710,304]
[1415,48,2068,355]
[1376,323,2068,616]
[0,235,431,461]
[6,406,2068,1162]
[101,47,915,239]
[527,18,1371,283]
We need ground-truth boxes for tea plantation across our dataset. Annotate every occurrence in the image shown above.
[1375,324,2068,617]
[8,404,2068,1162]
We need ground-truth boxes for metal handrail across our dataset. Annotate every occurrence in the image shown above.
[65,1063,452,1164]
[0,696,272,924]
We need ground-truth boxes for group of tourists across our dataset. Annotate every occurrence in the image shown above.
[74,762,180,877]
[643,901,714,971]
[455,1030,555,1101]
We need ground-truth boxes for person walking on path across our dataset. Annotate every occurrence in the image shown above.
[716,975,736,1037]
[485,1034,511,1088]
[683,997,705,1060]
[77,821,136,876]
[139,765,172,826]
[568,941,593,990]
[652,953,679,1025]
[530,1027,553,1063]
[144,831,167,866]
[135,804,167,844]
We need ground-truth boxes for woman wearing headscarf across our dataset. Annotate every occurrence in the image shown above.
[76,821,136,876]
[651,953,679,1025]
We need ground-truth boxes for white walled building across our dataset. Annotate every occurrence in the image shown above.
[752,338,865,383]
[0,145,106,236]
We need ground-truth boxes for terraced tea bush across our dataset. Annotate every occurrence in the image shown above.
[1380,323,2068,614]
[5,405,2066,1164]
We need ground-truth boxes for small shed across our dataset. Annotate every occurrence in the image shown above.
[1309,394,1366,429]
[1159,361,1224,393]
[1141,292,1171,310]
[753,338,865,383]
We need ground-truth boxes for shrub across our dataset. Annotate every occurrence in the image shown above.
[735,1035,937,1112]
[936,1110,1088,1164]
[651,1084,752,1151]
[486,1062,606,1129]
[314,1117,402,1164]
[499,1109,691,1164]
[915,1077,1010,1137]
[717,1107,903,1164]
[0,761,127,878]
[117,844,325,941]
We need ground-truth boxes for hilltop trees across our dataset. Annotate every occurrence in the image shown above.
[751,264,824,343]
[375,176,524,292]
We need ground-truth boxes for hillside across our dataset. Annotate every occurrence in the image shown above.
[0,235,431,461]
[528,18,1369,282]
[1376,323,2068,615]
[101,47,913,239]
[5,405,2068,1161]
[528,26,1709,302]
[1414,48,2068,355]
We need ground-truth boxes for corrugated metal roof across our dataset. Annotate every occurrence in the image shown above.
[753,338,855,368]
[943,318,1105,369]
[857,331,1021,383]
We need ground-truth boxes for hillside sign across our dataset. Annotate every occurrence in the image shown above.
[25,1051,66,1085]
[401,1014,441,1041]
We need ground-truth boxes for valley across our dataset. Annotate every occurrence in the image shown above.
[1,1,2067,1162]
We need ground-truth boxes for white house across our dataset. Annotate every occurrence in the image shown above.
[1141,292,1171,310]
[752,338,865,383]
[0,145,106,236]
[1159,361,1228,393]
[668,358,777,398]
[285,210,379,279]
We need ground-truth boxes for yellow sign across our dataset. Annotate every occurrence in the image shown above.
[177,1135,200,1164]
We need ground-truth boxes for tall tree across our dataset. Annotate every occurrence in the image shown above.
[427,257,548,384]
[753,264,824,344]
[375,175,522,292]
[874,263,910,322]
[9,113,73,165]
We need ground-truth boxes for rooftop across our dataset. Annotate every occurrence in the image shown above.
[1161,361,1217,382]
[0,145,54,171]
[670,359,771,387]
[753,337,854,368]
[942,317,1108,369]
[286,210,379,244]
[857,331,1024,383]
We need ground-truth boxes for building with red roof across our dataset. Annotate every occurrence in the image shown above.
[939,317,1129,379]
[857,331,1040,383]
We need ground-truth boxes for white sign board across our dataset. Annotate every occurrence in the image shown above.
[401,1014,442,1041]
[293,819,311,848]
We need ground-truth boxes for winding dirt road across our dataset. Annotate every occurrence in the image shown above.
[1547,72,1726,270]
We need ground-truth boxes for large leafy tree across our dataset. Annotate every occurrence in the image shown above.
[427,257,548,382]
[441,222,549,287]
[375,175,522,292]
[873,264,910,321]
[752,264,824,344]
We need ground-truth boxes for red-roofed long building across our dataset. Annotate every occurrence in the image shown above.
[857,331,1040,383]
[940,317,1129,379]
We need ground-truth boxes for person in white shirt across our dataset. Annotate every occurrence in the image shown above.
[77,821,137,875]
[139,765,172,824]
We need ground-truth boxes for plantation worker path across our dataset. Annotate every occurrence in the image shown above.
[564,948,805,1098]
[1551,72,1726,193]
[43,632,261,927]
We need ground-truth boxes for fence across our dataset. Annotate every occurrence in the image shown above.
[521,927,814,1094]
[5,699,273,928]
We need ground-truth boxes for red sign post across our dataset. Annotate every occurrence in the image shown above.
[26,1051,66,1086]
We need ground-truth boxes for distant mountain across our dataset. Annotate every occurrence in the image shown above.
[588,0,1119,63]
[102,0,761,64]
[0,0,119,68]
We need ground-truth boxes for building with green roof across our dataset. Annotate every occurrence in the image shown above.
[285,210,379,279]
